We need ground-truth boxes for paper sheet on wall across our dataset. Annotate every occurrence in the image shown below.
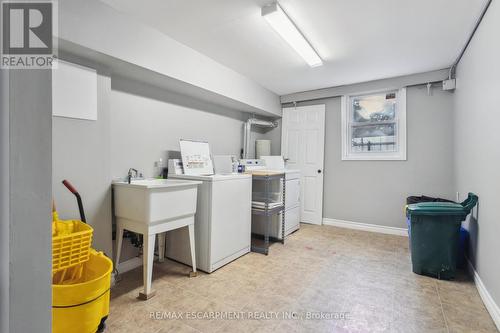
[179,139,214,176]
[52,60,98,120]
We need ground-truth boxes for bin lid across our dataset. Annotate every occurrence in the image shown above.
[407,202,468,216]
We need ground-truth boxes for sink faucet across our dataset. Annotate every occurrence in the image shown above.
[127,168,138,184]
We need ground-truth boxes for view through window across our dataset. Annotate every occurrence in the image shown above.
[342,88,406,160]
[350,91,397,152]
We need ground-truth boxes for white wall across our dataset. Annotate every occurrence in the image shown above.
[110,78,276,261]
[52,72,113,256]
[0,68,9,333]
[453,0,500,313]
[285,85,455,228]
[53,60,274,263]
[8,70,52,333]
[109,78,247,179]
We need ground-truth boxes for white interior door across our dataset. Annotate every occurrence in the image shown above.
[281,104,325,225]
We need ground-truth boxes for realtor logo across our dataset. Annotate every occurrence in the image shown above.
[1,0,57,68]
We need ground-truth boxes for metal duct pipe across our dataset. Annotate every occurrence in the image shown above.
[242,118,278,159]
[247,118,278,128]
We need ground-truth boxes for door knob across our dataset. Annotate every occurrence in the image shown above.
[317,169,322,174]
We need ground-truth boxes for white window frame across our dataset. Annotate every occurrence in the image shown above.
[341,87,407,161]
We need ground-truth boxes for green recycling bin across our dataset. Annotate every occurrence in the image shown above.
[406,193,478,280]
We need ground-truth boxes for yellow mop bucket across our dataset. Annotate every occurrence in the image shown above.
[52,180,113,333]
[53,249,113,333]
[52,217,93,276]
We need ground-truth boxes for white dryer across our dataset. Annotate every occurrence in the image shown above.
[166,173,252,273]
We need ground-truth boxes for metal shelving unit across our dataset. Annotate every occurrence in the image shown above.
[250,172,285,255]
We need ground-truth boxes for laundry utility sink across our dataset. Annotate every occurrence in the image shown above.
[113,178,202,300]
[113,179,202,225]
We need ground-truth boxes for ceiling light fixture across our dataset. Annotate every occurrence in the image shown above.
[262,2,322,67]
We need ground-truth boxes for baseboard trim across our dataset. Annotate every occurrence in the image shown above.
[466,259,500,331]
[116,256,142,274]
[322,218,408,237]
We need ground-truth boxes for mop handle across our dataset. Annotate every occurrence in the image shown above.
[62,180,87,223]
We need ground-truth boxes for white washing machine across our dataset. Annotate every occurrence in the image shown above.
[167,173,252,273]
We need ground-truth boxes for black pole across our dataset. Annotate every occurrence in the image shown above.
[74,193,86,223]
[62,179,87,223]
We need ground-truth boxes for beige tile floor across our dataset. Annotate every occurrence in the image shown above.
[108,224,498,333]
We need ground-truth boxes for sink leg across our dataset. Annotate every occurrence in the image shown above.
[139,233,156,300]
[115,225,124,270]
[158,232,166,263]
[188,224,197,277]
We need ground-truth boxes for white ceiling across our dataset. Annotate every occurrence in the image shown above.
[101,0,487,95]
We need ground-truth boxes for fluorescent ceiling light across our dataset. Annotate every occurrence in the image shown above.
[262,2,322,67]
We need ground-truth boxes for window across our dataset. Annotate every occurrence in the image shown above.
[341,88,406,160]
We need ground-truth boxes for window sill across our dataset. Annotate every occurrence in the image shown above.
[342,154,407,161]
